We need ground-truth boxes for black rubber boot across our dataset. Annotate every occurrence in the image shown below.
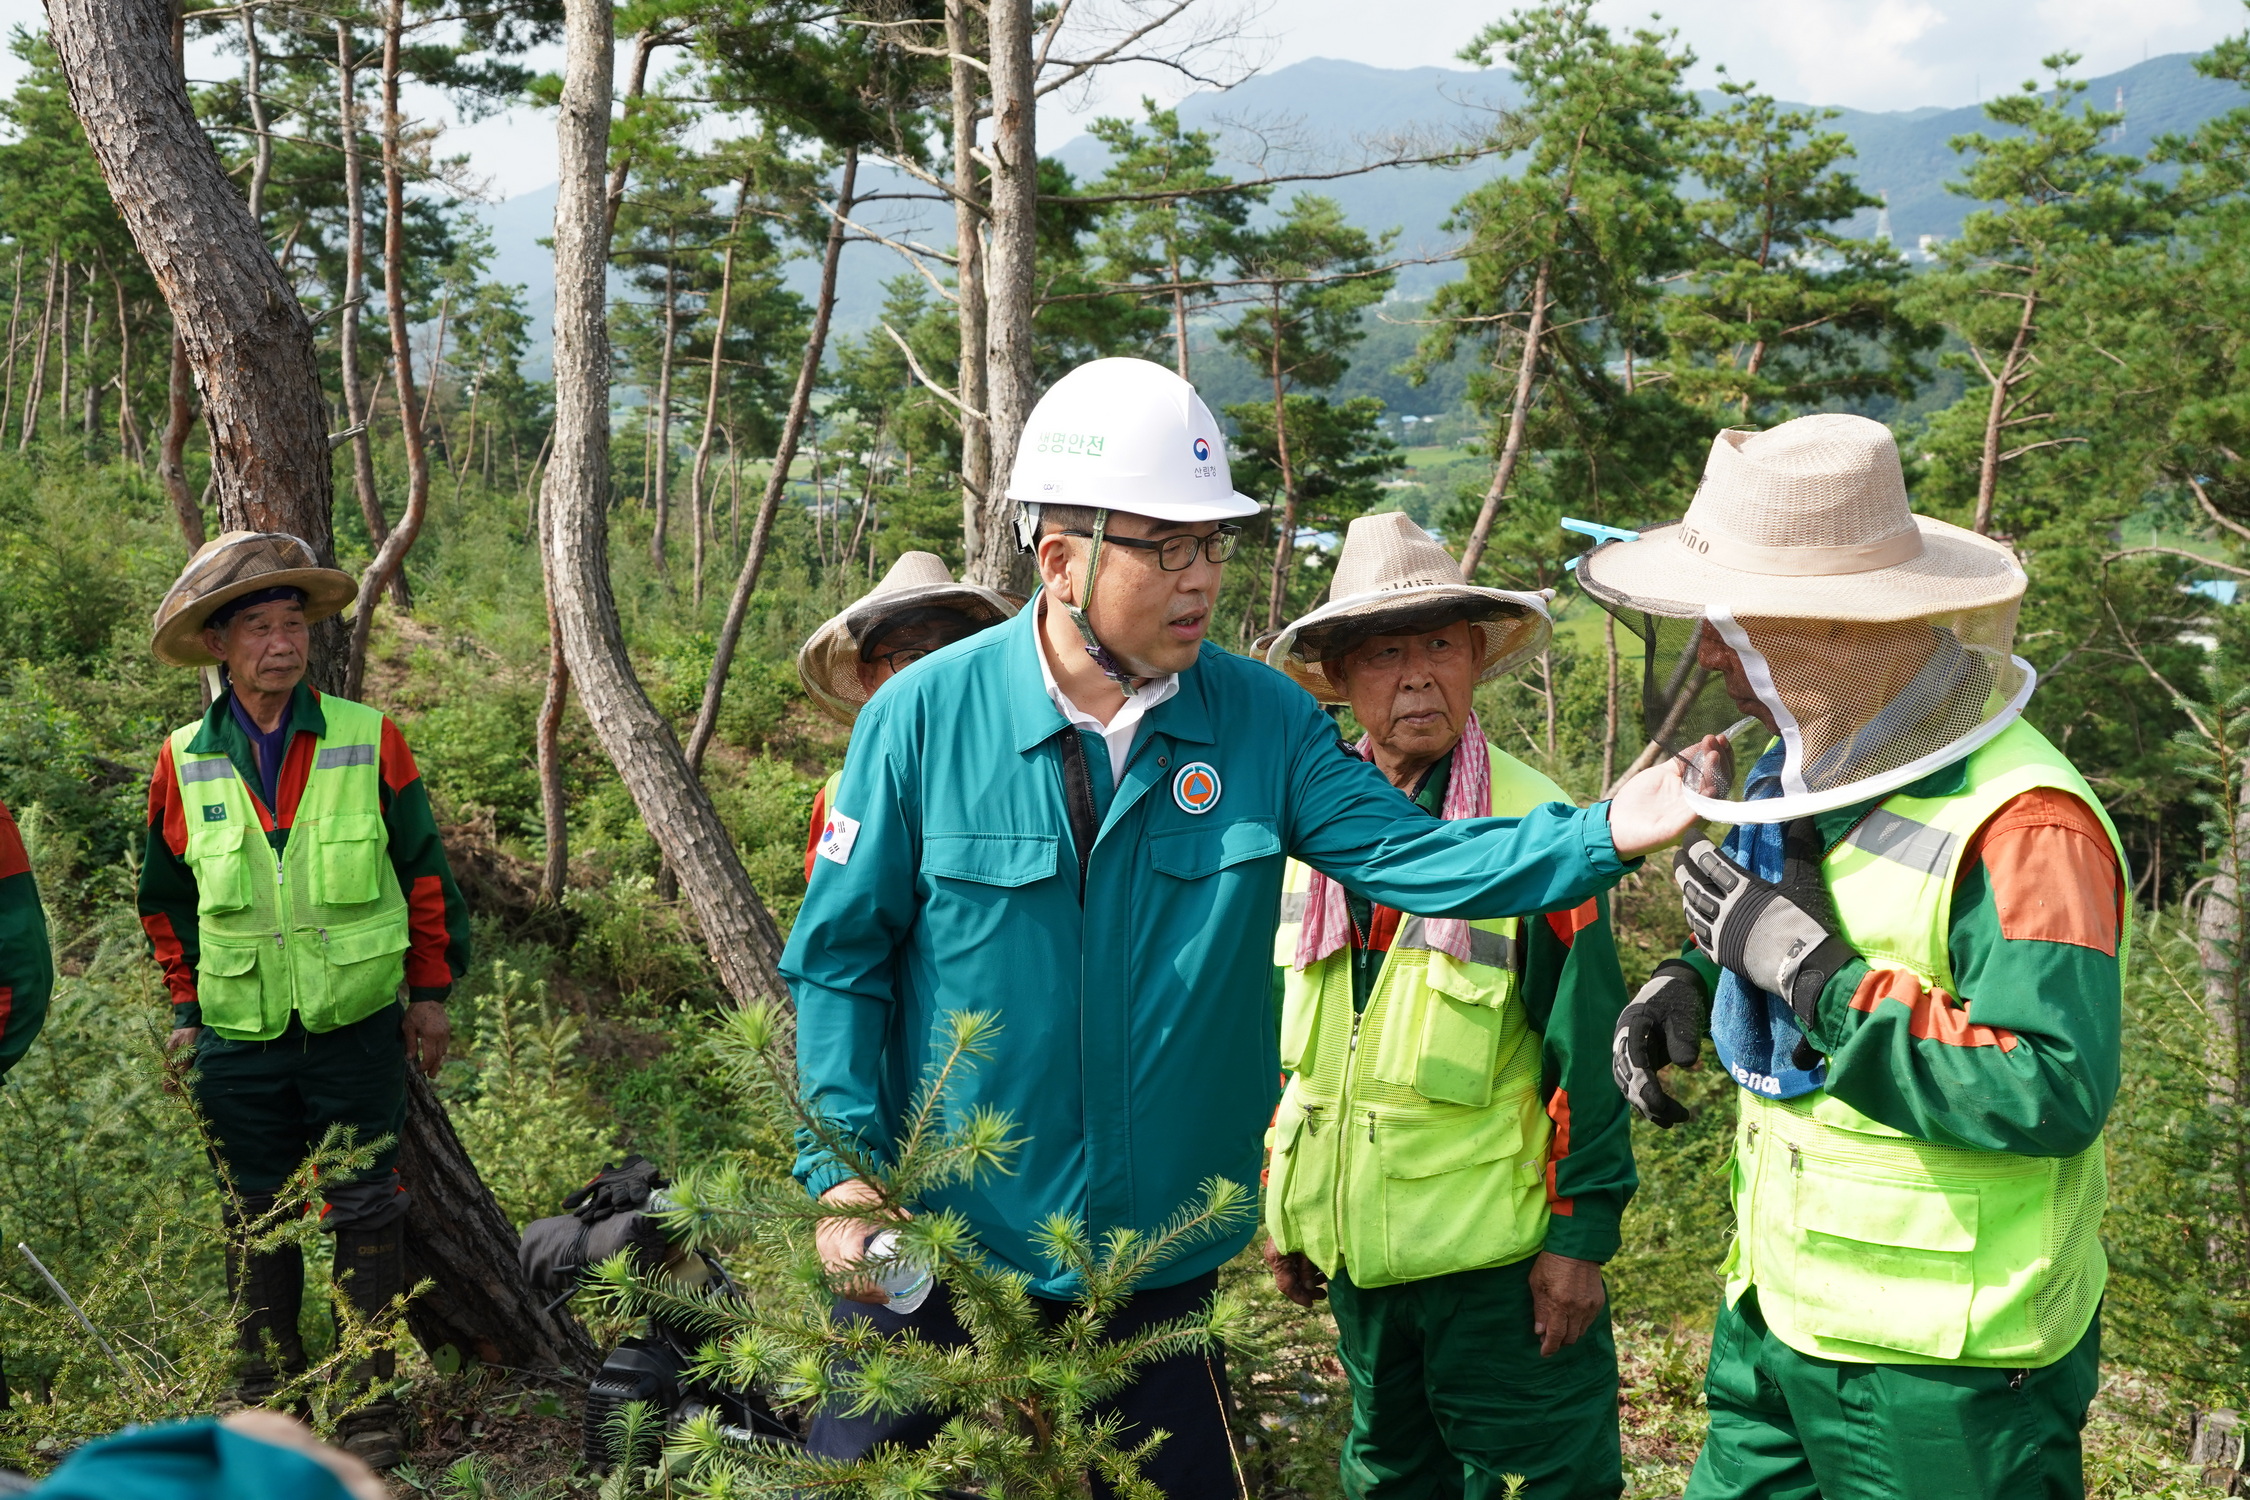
[224,1194,306,1406]
[331,1219,407,1469]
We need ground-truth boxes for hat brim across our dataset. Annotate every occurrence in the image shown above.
[151,567,359,668]
[1577,516,2024,624]
[797,582,1017,724]
[1262,584,1554,706]
[1009,489,1265,522]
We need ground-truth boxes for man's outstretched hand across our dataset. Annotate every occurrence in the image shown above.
[1607,733,1728,858]
[817,1178,905,1306]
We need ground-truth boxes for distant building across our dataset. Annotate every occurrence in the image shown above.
[1875,190,1893,244]
[1918,233,1944,263]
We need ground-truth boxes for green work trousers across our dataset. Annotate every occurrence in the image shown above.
[1328,1257,1623,1500]
[190,1003,407,1202]
[1685,1290,2101,1500]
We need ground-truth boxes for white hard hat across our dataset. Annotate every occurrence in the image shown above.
[1005,357,1261,523]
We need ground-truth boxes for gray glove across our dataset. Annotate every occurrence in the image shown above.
[1673,818,1853,1025]
[1612,959,1707,1128]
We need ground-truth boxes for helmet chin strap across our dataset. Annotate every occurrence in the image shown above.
[1063,510,1148,697]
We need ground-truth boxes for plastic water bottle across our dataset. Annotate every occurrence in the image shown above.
[865,1230,933,1315]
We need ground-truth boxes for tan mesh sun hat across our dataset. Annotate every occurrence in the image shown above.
[1576,414,2036,823]
[796,552,1016,724]
[1577,413,2025,623]
[1263,511,1551,706]
[151,531,357,668]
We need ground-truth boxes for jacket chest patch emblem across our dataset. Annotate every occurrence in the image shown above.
[202,804,228,822]
[1172,762,1221,815]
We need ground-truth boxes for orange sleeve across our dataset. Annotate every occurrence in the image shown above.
[803,786,829,886]
[1957,788,2122,955]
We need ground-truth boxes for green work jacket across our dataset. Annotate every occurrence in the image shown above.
[781,602,1639,1298]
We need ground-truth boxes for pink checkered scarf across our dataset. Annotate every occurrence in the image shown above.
[1294,718,1492,970]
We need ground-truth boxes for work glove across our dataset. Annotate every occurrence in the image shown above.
[564,1155,668,1223]
[1612,959,1708,1128]
[1673,818,1854,1028]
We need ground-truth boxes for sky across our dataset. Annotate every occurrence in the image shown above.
[0,0,2245,201]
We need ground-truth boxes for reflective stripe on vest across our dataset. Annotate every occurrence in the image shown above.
[1729,717,2126,1367]
[170,695,411,1042]
[1264,745,1566,1289]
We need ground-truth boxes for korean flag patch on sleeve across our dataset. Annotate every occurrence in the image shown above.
[816,808,861,866]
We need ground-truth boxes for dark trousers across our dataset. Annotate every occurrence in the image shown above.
[1685,1290,2101,1500]
[1329,1258,1623,1500]
[190,1002,407,1223]
[807,1268,1241,1498]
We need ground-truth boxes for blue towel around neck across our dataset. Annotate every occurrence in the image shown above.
[1707,741,1829,1100]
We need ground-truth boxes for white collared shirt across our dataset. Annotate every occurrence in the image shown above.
[1034,598,1179,785]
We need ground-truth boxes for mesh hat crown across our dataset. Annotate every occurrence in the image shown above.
[1579,412,2024,623]
[150,530,357,668]
[1263,511,1550,705]
[796,552,1016,724]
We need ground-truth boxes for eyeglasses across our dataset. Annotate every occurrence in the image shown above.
[1060,526,1241,571]
[869,645,935,671]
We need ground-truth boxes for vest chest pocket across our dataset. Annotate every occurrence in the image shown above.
[188,821,256,916]
[1785,1160,1979,1360]
[313,813,388,907]
[1366,964,1507,1109]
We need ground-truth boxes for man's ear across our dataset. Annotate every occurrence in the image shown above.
[1320,657,1347,697]
[1469,622,1488,667]
[1035,534,1079,605]
[202,627,227,660]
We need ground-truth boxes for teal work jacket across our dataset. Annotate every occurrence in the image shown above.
[779,603,1638,1298]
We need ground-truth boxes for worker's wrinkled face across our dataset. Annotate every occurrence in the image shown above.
[1324,623,1486,766]
[854,613,980,695]
[1696,627,1778,732]
[1036,509,1226,678]
[203,599,310,696]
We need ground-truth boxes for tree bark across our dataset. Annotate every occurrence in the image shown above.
[45,0,345,685]
[337,21,397,599]
[0,246,21,436]
[649,248,678,572]
[158,325,202,549]
[1974,287,2039,537]
[685,150,857,776]
[537,557,571,905]
[18,247,54,450]
[970,0,1036,594]
[1458,258,1548,580]
[545,0,788,1007]
[343,0,433,701]
[396,1065,598,1376]
[688,175,751,609]
[947,0,991,564]
[1262,318,1299,632]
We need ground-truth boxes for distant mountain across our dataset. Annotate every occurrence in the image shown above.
[475,50,2249,378]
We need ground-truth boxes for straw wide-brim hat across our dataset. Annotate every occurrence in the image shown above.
[1576,413,2026,624]
[151,530,358,668]
[797,551,1016,723]
[1263,511,1553,707]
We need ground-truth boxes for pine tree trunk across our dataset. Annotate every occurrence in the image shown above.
[1458,258,1548,579]
[396,1066,598,1375]
[947,0,991,562]
[970,0,1036,594]
[18,247,55,450]
[544,0,789,1008]
[537,552,571,905]
[343,0,433,700]
[688,178,749,610]
[336,20,399,601]
[651,251,678,572]
[686,150,857,775]
[45,0,345,685]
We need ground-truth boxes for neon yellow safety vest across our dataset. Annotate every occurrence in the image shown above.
[170,695,411,1042]
[1727,717,2127,1367]
[1264,747,1569,1288]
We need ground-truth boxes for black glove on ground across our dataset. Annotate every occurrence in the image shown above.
[1673,817,1854,1027]
[1613,959,1709,1128]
